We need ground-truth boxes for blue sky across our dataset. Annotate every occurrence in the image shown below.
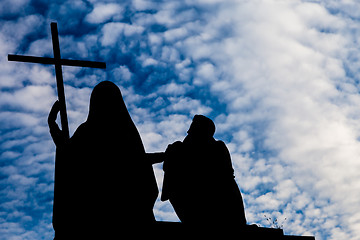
[1,0,360,239]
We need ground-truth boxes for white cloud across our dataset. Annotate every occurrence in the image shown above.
[85,3,124,24]
[141,57,158,67]
[0,0,30,16]
[100,22,145,47]
[132,0,158,11]
[139,1,360,238]
[111,65,133,82]
[163,27,189,43]
[1,15,44,45]
[157,82,192,96]
[138,114,191,152]
[0,85,55,113]
[0,112,39,129]
[2,1,360,239]
[27,38,52,57]
[167,97,212,116]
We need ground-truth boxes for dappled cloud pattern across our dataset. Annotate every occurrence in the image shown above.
[1,1,360,240]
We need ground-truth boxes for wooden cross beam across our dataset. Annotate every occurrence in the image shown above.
[8,22,106,140]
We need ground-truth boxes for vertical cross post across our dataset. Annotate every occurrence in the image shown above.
[51,22,69,140]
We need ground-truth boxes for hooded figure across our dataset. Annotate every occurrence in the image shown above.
[49,81,158,238]
[161,115,246,228]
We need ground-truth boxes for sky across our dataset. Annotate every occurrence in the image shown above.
[1,0,360,239]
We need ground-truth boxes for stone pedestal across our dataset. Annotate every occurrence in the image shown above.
[154,222,316,239]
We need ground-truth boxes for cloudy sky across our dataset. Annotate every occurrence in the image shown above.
[1,0,360,239]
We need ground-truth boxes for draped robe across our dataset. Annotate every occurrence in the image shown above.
[161,115,246,228]
[50,81,158,238]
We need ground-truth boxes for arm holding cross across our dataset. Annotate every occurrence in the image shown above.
[48,101,67,147]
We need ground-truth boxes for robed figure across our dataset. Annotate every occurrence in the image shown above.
[161,115,246,229]
[49,81,158,238]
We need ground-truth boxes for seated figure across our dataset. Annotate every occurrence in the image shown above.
[161,115,247,228]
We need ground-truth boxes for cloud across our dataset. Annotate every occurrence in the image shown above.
[0,0,30,17]
[1,1,360,240]
[0,85,55,113]
[85,3,124,24]
[132,0,158,11]
[140,1,360,239]
[100,22,145,47]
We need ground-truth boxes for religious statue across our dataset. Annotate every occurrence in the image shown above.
[161,115,247,229]
[8,22,316,240]
[48,81,158,238]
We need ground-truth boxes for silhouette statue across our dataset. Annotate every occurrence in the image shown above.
[48,81,158,238]
[11,22,315,240]
[160,115,247,229]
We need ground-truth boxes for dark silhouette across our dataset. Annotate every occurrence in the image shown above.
[160,115,247,229]
[49,81,158,238]
[9,22,316,240]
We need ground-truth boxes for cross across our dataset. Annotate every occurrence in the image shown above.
[8,22,106,140]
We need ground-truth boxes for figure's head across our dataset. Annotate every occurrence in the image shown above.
[187,115,215,138]
[88,81,126,123]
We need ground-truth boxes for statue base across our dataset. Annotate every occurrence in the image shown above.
[154,221,316,239]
